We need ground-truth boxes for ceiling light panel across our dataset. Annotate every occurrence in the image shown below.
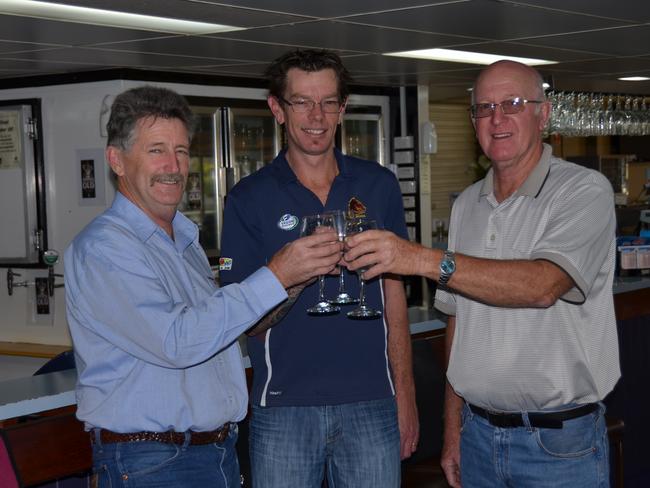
[385,48,557,66]
[0,0,244,35]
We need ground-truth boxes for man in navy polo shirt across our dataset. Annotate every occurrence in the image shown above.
[219,49,418,487]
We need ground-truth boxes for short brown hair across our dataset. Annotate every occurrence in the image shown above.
[265,49,352,102]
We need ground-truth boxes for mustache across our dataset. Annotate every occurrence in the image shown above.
[150,173,185,186]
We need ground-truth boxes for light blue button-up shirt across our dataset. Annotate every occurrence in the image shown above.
[64,192,287,433]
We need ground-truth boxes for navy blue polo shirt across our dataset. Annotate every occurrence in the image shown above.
[220,148,408,407]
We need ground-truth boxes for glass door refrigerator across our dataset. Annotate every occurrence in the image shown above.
[178,94,390,266]
[178,99,281,264]
[340,110,385,165]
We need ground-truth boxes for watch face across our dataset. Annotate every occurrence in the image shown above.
[441,259,455,274]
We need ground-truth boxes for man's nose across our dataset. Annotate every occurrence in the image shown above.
[309,101,325,117]
[164,151,182,172]
[490,104,506,124]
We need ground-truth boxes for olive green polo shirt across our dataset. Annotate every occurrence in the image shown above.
[435,144,620,412]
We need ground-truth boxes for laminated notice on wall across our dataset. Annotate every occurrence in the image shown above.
[81,159,96,198]
[0,110,22,170]
[76,148,106,207]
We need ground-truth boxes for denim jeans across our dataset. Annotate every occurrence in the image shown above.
[460,402,610,487]
[249,397,400,488]
[91,425,240,487]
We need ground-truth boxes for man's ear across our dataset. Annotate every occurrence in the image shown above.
[106,146,125,176]
[538,101,552,131]
[338,98,348,125]
[268,95,286,125]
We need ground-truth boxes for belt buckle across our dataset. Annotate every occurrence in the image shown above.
[217,423,231,442]
[487,411,522,428]
[530,416,563,429]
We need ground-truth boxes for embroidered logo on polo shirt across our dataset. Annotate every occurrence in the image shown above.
[218,257,232,271]
[277,213,299,231]
[347,197,367,217]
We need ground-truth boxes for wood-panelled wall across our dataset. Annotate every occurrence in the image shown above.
[427,103,478,225]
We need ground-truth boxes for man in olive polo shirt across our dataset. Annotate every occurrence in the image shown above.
[345,60,620,487]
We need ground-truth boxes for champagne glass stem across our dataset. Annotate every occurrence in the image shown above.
[358,277,367,306]
[318,275,326,301]
[338,269,345,293]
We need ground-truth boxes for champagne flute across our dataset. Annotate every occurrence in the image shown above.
[346,218,382,319]
[300,214,341,316]
[324,210,359,305]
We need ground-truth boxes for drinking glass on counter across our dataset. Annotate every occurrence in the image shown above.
[345,218,382,319]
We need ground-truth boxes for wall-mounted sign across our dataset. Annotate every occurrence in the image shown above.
[81,159,96,199]
[0,110,22,170]
[76,148,106,207]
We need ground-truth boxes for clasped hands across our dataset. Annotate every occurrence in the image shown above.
[268,227,417,289]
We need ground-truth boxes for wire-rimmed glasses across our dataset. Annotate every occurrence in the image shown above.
[279,96,344,114]
[470,97,543,119]
[300,214,341,316]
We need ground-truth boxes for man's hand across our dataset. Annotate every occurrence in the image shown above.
[344,230,424,280]
[268,230,342,288]
[441,314,463,488]
[396,388,419,460]
[441,426,462,487]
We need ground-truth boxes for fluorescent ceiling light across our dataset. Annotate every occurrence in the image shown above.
[618,76,650,81]
[0,0,244,35]
[385,48,557,66]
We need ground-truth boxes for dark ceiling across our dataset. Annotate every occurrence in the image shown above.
[2,0,650,98]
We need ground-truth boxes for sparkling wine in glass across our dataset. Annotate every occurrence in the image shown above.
[325,210,359,305]
[346,218,382,319]
[300,214,340,316]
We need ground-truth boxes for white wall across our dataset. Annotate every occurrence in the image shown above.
[0,78,269,345]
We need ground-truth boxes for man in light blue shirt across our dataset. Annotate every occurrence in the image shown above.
[64,86,342,488]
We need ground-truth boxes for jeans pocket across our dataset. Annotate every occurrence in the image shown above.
[117,441,182,478]
[534,414,598,458]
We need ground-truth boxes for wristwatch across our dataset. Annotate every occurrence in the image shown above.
[438,250,456,286]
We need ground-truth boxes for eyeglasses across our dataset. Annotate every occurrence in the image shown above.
[470,97,544,119]
[279,96,344,114]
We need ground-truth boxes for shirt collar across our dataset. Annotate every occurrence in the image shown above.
[479,143,552,200]
[112,192,197,250]
[273,147,352,186]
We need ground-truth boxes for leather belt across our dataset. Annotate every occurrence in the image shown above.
[468,403,599,429]
[92,423,232,446]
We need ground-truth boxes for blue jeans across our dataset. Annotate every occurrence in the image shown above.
[460,403,610,487]
[249,398,400,488]
[91,426,241,487]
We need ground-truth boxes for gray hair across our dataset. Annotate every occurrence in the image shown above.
[106,86,195,150]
